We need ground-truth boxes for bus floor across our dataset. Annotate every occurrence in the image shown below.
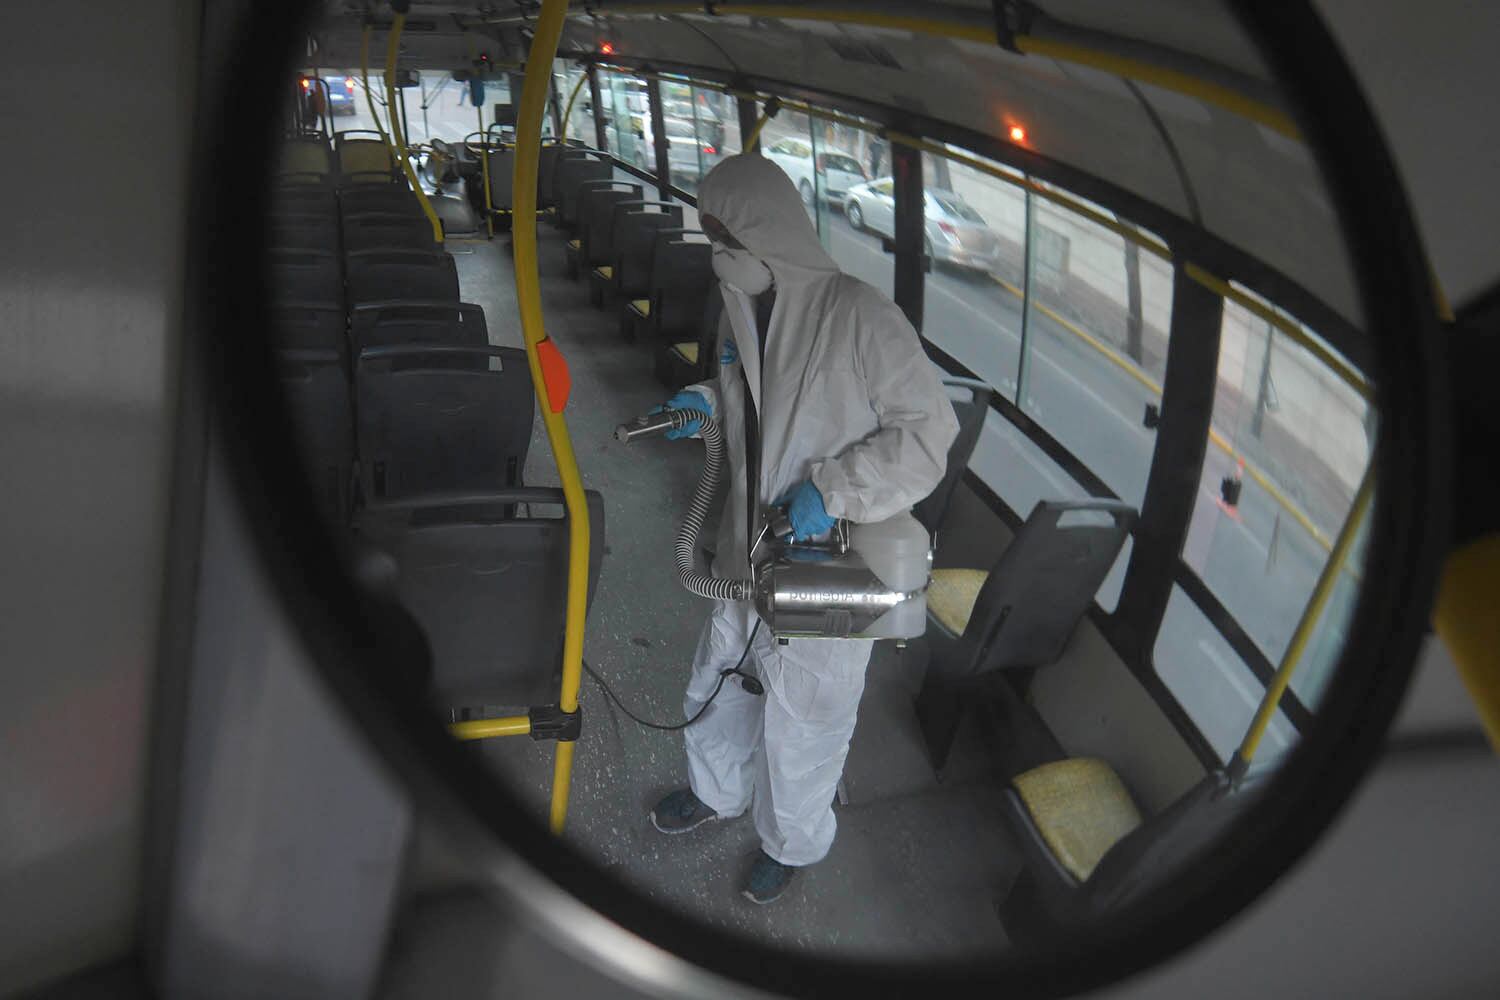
[415,225,1020,960]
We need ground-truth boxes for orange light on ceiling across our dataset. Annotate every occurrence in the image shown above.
[1008,124,1027,144]
[600,42,615,55]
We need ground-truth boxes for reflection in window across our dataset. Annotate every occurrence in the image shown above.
[1181,292,1372,706]
[655,80,739,195]
[599,69,650,169]
[1156,587,1296,766]
[1020,186,1171,509]
[916,149,1026,402]
[555,62,592,144]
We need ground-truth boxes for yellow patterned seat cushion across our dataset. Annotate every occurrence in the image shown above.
[926,568,989,636]
[1012,758,1143,883]
[629,298,651,317]
[567,238,581,250]
[671,342,699,364]
[593,265,614,279]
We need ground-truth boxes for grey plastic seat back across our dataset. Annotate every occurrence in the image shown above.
[339,186,424,220]
[915,378,995,534]
[556,158,612,228]
[278,348,353,523]
[578,184,643,266]
[341,212,439,252]
[269,213,340,252]
[615,209,685,296]
[349,301,488,353]
[485,147,516,210]
[357,489,605,708]
[268,250,343,308]
[956,498,1137,679]
[270,302,346,360]
[649,233,714,339]
[355,344,533,504]
[345,250,458,309]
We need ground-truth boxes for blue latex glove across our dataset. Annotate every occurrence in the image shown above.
[779,480,836,541]
[653,389,712,440]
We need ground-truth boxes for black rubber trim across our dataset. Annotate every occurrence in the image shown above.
[198,3,1449,998]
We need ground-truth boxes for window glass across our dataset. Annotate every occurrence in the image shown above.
[917,148,1026,399]
[1156,586,1296,765]
[600,70,650,169]
[556,62,592,144]
[1182,291,1372,706]
[1019,184,1172,509]
[652,81,738,196]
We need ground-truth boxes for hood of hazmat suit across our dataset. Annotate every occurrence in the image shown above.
[688,153,960,576]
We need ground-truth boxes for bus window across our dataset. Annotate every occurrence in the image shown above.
[917,149,1026,399]
[1020,184,1172,509]
[600,69,650,170]
[1182,292,1372,706]
[1155,586,1298,764]
[556,62,591,142]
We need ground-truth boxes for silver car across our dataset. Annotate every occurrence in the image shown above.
[844,179,1005,274]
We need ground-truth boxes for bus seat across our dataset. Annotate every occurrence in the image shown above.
[341,213,440,252]
[633,234,712,343]
[350,301,488,353]
[270,303,347,361]
[484,147,516,211]
[655,288,724,389]
[335,132,396,180]
[613,210,686,304]
[915,498,1136,772]
[269,183,338,218]
[355,489,605,709]
[915,378,994,534]
[339,186,425,220]
[999,768,1254,936]
[269,250,343,308]
[355,344,533,504]
[277,348,354,524]
[589,201,680,305]
[345,250,459,310]
[554,158,613,232]
[269,214,340,253]
[573,184,643,292]
[537,144,568,209]
[1010,758,1143,884]
[278,136,334,180]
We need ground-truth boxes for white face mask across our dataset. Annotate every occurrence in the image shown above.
[711,245,774,296]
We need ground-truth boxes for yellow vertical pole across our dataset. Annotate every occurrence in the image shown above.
[477,103,494,238]
[385,14,445,244]
[359,24,390,148]
[560,69,588,144]
[513,0,591,834]
[1233,466,1375,775]
[1433,536,1500,751]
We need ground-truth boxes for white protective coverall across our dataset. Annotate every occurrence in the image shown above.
[680,153,959,867]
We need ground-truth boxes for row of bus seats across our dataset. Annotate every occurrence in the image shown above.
[271,130,606,714]
[539,147,722,389]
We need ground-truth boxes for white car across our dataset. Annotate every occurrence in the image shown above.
[762,137,869,208]
[844,179,1006,275]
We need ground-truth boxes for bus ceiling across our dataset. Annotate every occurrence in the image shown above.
[311,3,1366,340]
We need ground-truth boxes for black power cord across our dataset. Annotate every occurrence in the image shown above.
[583,622,763,732]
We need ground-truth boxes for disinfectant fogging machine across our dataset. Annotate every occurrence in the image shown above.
[616,406,932,641]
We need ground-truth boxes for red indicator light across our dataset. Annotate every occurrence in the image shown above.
[1008,124,1026,143]
[300,78,311,91]
[344,77,355,92]
[703,145,717,155]
[600,42,615,55]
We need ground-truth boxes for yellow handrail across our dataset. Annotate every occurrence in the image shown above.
[514,0,592,835]
[385,13,446,244]
[1233,464,1373,772]
[451,715,532,740]
[360,24,390,148]
[1433,535,1500,752]
[560,69,589,143]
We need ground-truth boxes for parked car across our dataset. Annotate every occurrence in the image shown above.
[762,137,869,207]
[844,179,1005,274]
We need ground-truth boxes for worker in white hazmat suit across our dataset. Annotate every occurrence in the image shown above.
[649,153,959,904]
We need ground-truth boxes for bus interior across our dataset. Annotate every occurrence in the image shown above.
[5,1,1497,997]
